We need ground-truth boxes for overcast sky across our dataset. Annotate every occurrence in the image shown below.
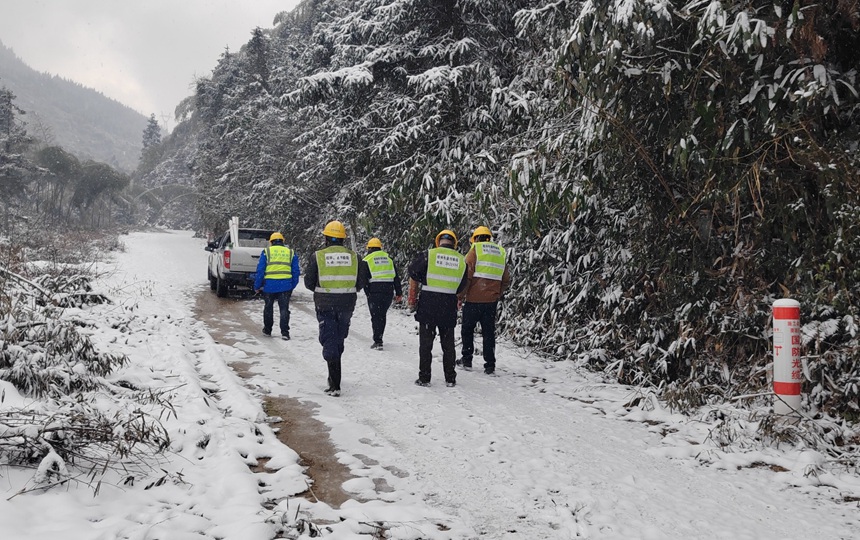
[0,0,301,130]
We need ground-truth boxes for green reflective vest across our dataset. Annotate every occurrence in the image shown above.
[472,241,506,281]
[315,246,358,293]
[264,245,293,280]
[363,250,395,283]
[425,247,466,294]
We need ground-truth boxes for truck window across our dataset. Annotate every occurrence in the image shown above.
[239,230,273,241]
[238,230,275,248]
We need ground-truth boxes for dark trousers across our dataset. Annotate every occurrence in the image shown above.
[367,294,393,343]
[263,290,292,336]
[316,308,353,390]
[418,323,456,384]
[461,301,498,371]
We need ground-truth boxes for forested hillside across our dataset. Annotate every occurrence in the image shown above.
[0,41,148,172]
[147,0,860,430]
[1,87,138,233]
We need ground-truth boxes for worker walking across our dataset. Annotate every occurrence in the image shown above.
[458,226,511,375]
[407,229,468,387]
[304,220,366,397]
[358,238,403,350]
[254,232,300,340]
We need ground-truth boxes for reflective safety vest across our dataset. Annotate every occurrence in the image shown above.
[472,241,506,281]
[424,247,466,294]
[264,245,293,280]
[315,246,358,293]
[363,250,395,283]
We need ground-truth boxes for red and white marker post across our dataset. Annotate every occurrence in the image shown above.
[772,299,802,415]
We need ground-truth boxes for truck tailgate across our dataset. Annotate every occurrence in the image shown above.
[226,247,263,273]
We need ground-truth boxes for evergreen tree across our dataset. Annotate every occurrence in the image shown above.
[142,113,162,149]
[137,113,165,175]
[0,85,37,231]
[247,27,271,90]
[0,85,31,154]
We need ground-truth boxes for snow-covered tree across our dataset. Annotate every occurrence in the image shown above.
[247,27,271,90]
[0,85,37,231]
[283,0,543,257]
[142,113,162,150]
[137,113,164,175]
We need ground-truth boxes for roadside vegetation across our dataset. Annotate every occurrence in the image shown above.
[0,231,171,494]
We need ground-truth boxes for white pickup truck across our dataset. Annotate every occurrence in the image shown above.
[205,217,274,297]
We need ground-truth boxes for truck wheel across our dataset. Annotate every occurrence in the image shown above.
[216,276,228,298]
[208,270,217,291]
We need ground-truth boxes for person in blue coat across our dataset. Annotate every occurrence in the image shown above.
[254,232,300,340]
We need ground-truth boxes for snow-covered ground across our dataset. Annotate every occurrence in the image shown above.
[2,230,858,539]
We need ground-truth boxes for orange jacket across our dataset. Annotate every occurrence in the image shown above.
[459,246,511,303]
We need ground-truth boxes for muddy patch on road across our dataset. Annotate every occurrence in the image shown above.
[194,290,354,508]
[264,395,354,507]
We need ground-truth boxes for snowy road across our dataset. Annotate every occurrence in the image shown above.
[5,230,855,540]
[191,231,858,539]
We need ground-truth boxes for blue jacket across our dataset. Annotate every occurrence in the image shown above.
[254,245,300,293]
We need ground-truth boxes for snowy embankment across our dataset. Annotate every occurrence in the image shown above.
[1,230,858,540]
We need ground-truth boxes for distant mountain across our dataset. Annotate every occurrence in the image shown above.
[0,40,148,172]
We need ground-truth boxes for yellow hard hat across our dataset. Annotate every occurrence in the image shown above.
[367,237,383,249]
[269,232,285,242]
[435,229,458,248]
[471,226,492,242]
[323,220,347,239]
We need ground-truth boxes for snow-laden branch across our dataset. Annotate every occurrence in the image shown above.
[0,265,53,299]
